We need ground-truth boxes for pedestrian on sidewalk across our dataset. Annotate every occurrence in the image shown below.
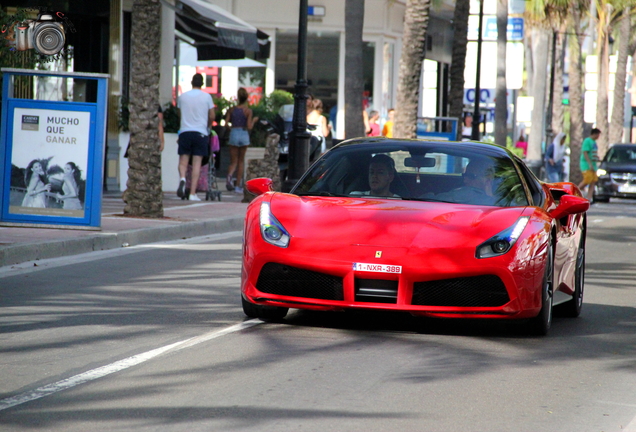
[307,98,330,155]
[225,88,257,193]
[544,132,567,183]
[367,110,380,137]
[578,128,600,202]
[382,108,395,138]
[176,73,215,201]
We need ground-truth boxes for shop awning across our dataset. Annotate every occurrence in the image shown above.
[174,0,270,61]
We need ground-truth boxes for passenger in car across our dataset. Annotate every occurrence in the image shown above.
[433,158,496,205]
[350,154,401,198]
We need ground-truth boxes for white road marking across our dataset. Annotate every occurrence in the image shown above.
[0,319,262,411]
[598,400,636,431]
[0,231,242,278]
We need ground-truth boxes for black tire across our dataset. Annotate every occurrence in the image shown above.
[241,296,288,320]
[527,242,554,336]
[561,239,585,318]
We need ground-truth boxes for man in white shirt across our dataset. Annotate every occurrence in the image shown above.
[177,73,215,201]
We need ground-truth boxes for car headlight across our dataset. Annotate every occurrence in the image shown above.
[596,168,607,177]
[260,202,290,248]
[476,216,529,259]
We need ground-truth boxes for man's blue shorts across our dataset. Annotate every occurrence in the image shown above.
[178,131,209,156]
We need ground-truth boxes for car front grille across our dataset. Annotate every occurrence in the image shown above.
[355,278,398,304]
[610,172,636,183]
[412,275,509,307]
[256,263,344,301]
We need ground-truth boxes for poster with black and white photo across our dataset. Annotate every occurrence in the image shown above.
[9,107,91,218]
[238,67,265,106]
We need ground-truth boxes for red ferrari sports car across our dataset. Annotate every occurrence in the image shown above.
[241,138,589,335]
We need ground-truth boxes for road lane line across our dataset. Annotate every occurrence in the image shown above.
[0,319,262,411]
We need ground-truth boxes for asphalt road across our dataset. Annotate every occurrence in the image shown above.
[1,201,635,431]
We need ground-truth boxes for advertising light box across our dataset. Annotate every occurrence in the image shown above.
[0,68,108,229]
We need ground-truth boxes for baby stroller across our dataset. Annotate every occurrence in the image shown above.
[184,131,222,201]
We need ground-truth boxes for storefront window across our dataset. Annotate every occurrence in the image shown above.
[275,31,339,111]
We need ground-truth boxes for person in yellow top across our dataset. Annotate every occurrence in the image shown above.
[382,108,395,138]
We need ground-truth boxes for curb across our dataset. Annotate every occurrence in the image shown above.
[0,216,245,268]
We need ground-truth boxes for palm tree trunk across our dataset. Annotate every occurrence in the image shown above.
[494,0,508,146]
[449,0,470,139]
[123,0,163,217]
[551,26,566,135]
[528,27,549,165]
[524,31,534,97]
[595,8,611,158]
[344,0,365,139]
[609,8,631,145]
[568,9,585,186]
[394,0,431,139]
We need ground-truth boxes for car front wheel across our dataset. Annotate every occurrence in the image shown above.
[561,237,585,318]
[527,242,554,336]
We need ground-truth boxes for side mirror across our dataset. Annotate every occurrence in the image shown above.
[245,178,274,196]
[550,194,590,220]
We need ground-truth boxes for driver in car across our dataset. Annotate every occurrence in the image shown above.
[351,154,400,197]
[434,158,496,205]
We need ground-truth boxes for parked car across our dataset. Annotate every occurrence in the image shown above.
[241,138,590,335]
[594,143,636,203]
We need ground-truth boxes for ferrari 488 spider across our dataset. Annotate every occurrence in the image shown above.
[241,139,589,335]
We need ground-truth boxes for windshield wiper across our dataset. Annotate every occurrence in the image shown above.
[296,191,347,197]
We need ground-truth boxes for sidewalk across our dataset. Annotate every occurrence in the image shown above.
[0,190,249,268]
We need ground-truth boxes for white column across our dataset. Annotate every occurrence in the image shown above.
[336,31,346,140]
[160,1,175,106]
[221,67,239,99]
[265,30,276,95]
[373,36,384,115]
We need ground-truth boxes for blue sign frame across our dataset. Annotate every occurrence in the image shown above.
[416,117,459,141]
[0,68,109,229]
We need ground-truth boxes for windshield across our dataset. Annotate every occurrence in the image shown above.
[292,142,529,207]
[607,147,636,163]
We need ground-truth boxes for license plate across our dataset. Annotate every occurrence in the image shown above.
[618,184,636,193]
[352,262,402,274]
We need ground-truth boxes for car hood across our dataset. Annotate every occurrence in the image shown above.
[270,194,527,248]
[600,161,636,173]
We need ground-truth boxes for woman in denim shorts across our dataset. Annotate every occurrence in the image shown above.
[225,88,257,193]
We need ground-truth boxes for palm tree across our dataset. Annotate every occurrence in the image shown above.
[448,0,470,139]
[567,6,586,185]
[344,0,366,139]
[394,0,432,139]
[122,0,163,218]
[527,27,550,164]
[494,0,508,146]
[524,0,570,169]
[608,7,635,145]
[594,1,615,157]
[592,1,636,156]
[550,24,567,135]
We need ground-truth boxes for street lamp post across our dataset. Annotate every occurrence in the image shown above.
[283,0,312,192]
[471,0,484,141]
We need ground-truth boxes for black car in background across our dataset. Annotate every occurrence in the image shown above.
[594,144,636,202]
